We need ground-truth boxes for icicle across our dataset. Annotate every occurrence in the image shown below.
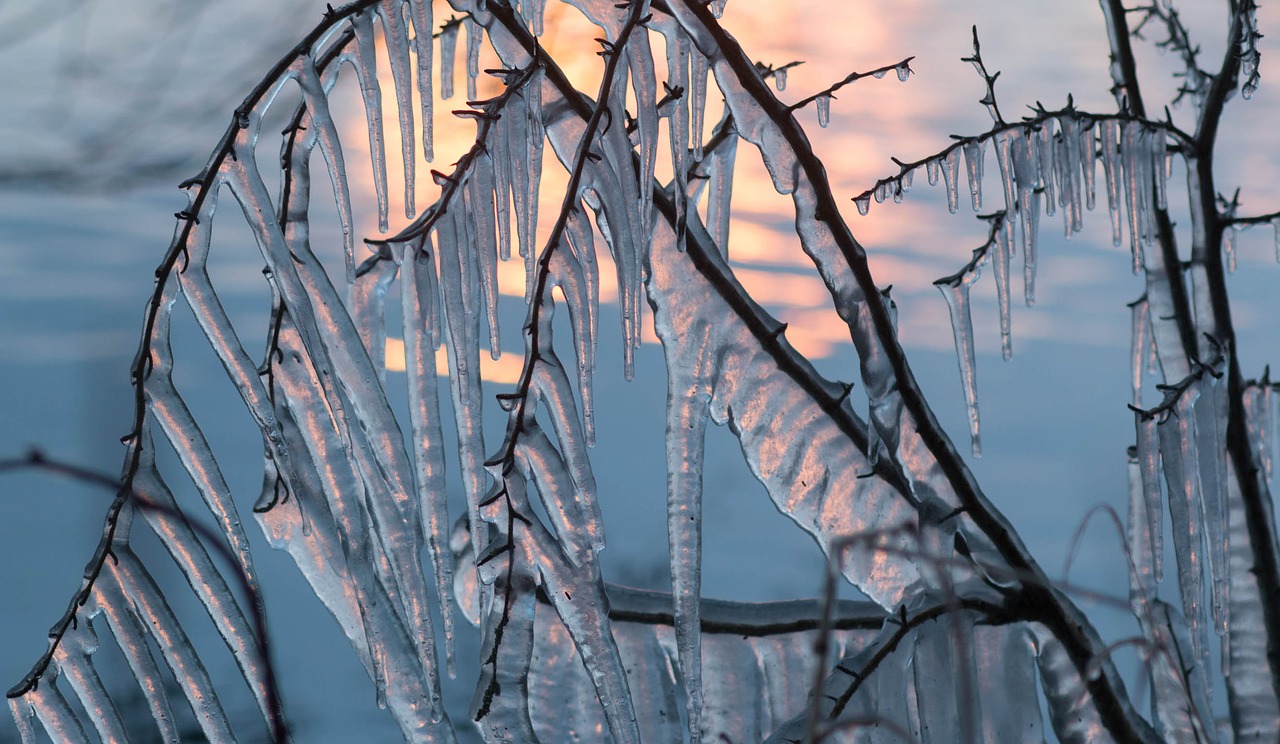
[663,319,718,743]
[853,194,871,216]
[1037,120,1057,216]
[1274,219,1280,263]
[399,239,458,675]
[469,153,502,359]
[1136,412,1164,584]
[963,138,986,211]
[1129,447,1156,606]
[1099,119,1122,248]
[1130,296,1150,406]
[897,62,910,81]
[942,147,961,214]
[376,0,417,219]
[351,250,398,386]
[465,16,482,102]
[545,251,598,444]
[524,510,642,744]
[1121,120,1147,273]
[710,0,728,17]
[1013,131,1041,305]
[1158,387,1212,681]
[565,204,600,384]
[937,261,985,456]
[706,134,737,255]
[293,57,359,282]
[627,38,658,245]
[993,208,1015,360]
[1245,377,1274,481]
[774,66,786,91]
[439,18,460,100]
[690,49,708,160]
[1080,118,1098,212]
[1195,377,1230,638]
[815,93,831,128]
[492,106,513,262]
[349,11,391,234]
[408,0,434,161]
[526,67,545,273]
[133,426,282,735]
[1225,224,1239,273]
[24,672,91,744]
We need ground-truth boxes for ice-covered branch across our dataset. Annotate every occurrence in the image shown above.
[786,56,914,129]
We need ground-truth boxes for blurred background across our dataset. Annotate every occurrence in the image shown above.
[2,0,1280,740]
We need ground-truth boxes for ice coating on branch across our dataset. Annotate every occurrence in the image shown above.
[937,250,987,456]
[52,623,127,744]
[1223,456,1280,737]
[1130,296,1150,406]
[408,0,435,160]
[1136,413,1164,585]
[1031,623,1112,743]
[1140,602,1218,743]
[92,578,180,742]
[377,0,417,218]
[349,10,391,233]
[1158,387,1212,682]
[706,132,737,255]
[132,424,280,735]
[439,18,460,100]
[963,138,986,211]
[1244,378,1274,480]
[145,280,262,624]
[294,56,359,282]
[816,93,831,128]
[530,346,604,554]
[400,239,458,674]
[20,671,90,744]
[547,248,598,441]
[523,514,640,744]
[109,547,236,743]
